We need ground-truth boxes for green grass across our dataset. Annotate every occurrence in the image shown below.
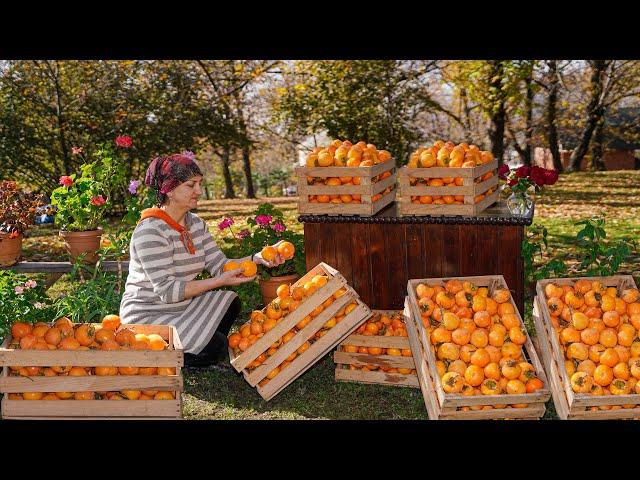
[13,171,640,420]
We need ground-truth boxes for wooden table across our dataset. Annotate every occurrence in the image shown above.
[300,201,533,315]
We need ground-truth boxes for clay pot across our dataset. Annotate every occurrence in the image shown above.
[259,273,300,306]
[59,228,103,264]
[0,233,22,267]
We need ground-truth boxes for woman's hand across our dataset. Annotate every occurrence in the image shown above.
[253,241,287,268]
[216,268,256,287]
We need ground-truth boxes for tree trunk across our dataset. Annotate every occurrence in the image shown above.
[241,144,255,198]
[51,62,71,176]
[488,61,506,165]
[546,60,564,172]
[591,116,606,171]
[523,72,534,167]
[204,182,211,200]
[221,146,236,199]
[567,60,607,172]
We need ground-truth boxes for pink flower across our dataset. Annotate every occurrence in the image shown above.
[255,214,273,226]
[543,169,559,186]
[271,222,286,233]
[71,146,84,155]
[24,280,37,289]
[90,195,106,206]
[236,229,250,239]
[115,135,132,148]
[34,302,45,310]
[530,166,547,186]
[515,165,531,178]
[498,164,510,180]
[14,286,24,295]
[218,217,234,230]
[59,176,74,187]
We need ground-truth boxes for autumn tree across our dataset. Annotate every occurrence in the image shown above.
[274,60,448,164]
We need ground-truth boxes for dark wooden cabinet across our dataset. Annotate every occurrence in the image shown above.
[300,202,533,315]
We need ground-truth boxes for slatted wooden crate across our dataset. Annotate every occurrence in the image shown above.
[398,160,498,216]
[533,275,640,420]
[296,160,396,216]
[333,310,418,388]
[229,262,371,401]
[0,324,183,420]
[406,275,550,419]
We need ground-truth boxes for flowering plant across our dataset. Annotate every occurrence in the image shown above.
[50,136,132,231]
[498,164,559,195]
[0,181,45,237]
[219,203,305,279]
[0,271,56,340]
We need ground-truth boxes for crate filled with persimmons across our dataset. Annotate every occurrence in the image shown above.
[398,140,498,216]
[533,275,640,419]
[405,275,550,420]
[0,314,183,420]
[227,262,371,401]
[296,139,396,216]
[333,310,419,388]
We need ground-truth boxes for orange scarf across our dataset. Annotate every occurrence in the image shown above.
[138,207,196,254]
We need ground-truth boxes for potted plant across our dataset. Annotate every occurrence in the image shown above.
[0,181,45,267]
[219,203,305,305]
[51,137,131,263]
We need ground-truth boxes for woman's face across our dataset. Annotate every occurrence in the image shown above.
[168,175,203,210]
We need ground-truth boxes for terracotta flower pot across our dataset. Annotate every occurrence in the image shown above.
[259,273,300,306]
[59,228,103,264]
[0,233,22,267]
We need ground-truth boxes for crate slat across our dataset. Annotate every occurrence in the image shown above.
[334,368,419,388]
[333,351,415,369]
[1,397,181,418]
[0,374,182,393]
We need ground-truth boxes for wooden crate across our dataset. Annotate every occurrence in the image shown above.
[229,262,372,401]
[230,297,371,401]
[533,275,640,420]
[398,160,498,216]
[333,310,418,388]
[0,324,183,420]
[296,160,396,216]
[406,276,550,419]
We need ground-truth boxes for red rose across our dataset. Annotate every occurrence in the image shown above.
[543,169,559,185]
[530,166,547,186]
[59,176,73,187]
[115,135,132,148]
[498,164,510,180]
[515,165,531,178]
[508,178,519,187]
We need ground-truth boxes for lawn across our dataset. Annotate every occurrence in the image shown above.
[15,172,640,420]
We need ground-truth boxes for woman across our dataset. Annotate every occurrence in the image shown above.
[120,152,285,368]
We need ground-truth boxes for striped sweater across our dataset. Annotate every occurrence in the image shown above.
[119,211,237,354]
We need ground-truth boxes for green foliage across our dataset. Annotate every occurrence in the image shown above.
[523,217,637,298]
[0,271,56,340]
[574,217,636,276]
[53,272,124,323]
[275,61,429,164]
[522,224,567,296]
